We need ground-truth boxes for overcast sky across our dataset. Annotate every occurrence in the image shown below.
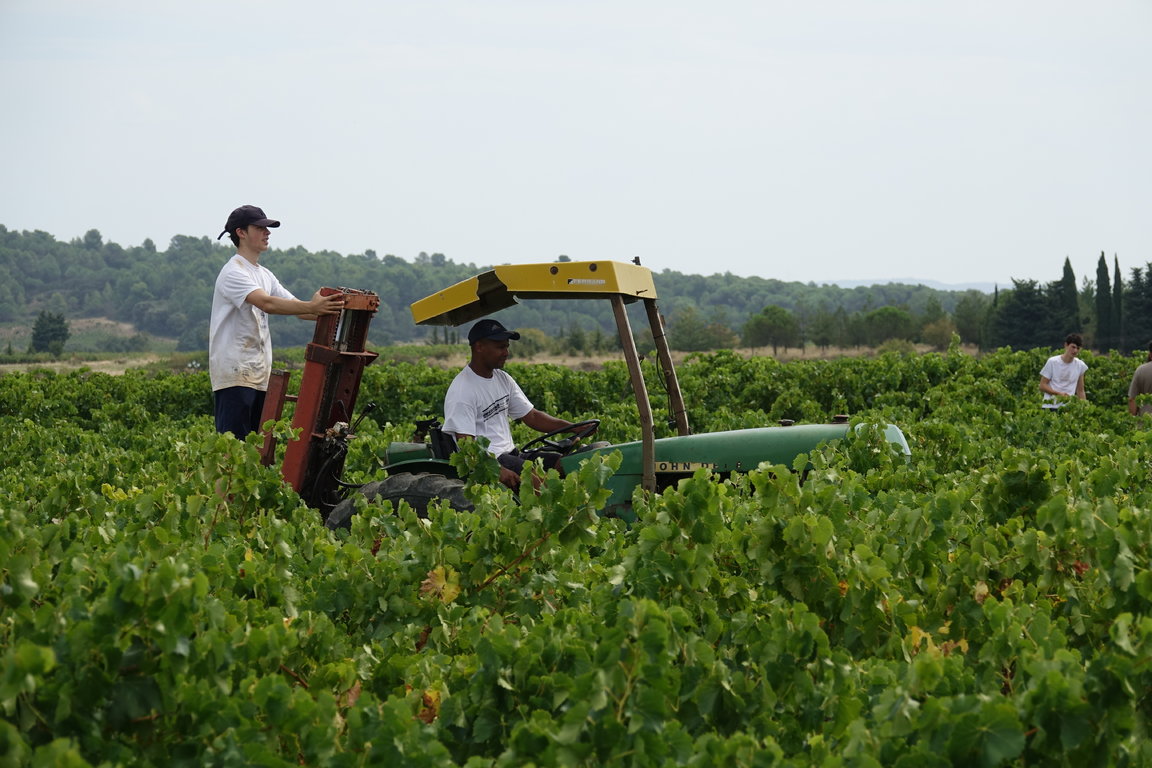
[1,1,1148,288]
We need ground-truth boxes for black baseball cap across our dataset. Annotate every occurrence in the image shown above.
[468,318,520,344]
[217,205,281,239]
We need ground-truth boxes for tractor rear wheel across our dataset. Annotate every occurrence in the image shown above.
[324,472,473,530]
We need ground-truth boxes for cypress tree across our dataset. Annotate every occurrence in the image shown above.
[1054,258,1080,337]
[1113,255,1124,351]
[1095,252,1112,350]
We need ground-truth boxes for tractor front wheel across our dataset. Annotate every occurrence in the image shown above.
[324,472,474,530]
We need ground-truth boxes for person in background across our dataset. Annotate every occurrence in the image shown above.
[1039,332,1087,410]
[443,318,579,488]
[209,205,344,439]
[1128,342,1152,416]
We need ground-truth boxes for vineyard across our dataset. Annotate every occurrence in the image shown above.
[4,345,1152,766]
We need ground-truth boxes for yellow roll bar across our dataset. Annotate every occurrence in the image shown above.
[409,260,687,494]
[410,260,658,327]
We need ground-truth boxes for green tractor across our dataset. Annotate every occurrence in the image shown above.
[260,261,909,528]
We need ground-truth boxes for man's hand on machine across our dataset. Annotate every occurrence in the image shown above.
[308,291,345,316]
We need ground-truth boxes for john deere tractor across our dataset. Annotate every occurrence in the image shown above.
[258,261,909,528]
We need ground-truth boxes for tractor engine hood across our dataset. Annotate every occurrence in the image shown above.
[559,422,910,515]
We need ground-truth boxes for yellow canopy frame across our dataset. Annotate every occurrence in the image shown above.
[409,260,689,492]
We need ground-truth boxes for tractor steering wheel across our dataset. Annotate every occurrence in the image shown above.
[517,419,601,455]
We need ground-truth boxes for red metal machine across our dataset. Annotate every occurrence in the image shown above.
[258,287,380,513]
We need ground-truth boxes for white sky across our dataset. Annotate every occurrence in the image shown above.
[1,0,1148,287]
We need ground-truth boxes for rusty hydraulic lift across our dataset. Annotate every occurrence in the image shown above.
[258,287,380,513]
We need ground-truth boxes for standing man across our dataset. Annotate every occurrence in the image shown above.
[1128,343,1152,416]
[210,205,344,438]
[443,318,580,488]
[1039,333,1088,410]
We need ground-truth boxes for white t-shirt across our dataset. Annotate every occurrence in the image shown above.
[1040,354,1088,404]
[443,366,533,456]
[209,255,296,392]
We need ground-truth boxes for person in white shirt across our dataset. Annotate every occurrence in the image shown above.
[443,318,579,488]
[209,205,344,438]
[1039,333,1087,410]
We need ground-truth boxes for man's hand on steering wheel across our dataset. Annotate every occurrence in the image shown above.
[517,419,601,455]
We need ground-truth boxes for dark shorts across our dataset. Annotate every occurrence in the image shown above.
[214,386,266,439]
[498,450,563,475]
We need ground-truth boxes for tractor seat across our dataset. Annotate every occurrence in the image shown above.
[429,424,459,460]
[413,418,459,461]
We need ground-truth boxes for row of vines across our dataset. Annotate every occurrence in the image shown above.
[3,346,1152,766]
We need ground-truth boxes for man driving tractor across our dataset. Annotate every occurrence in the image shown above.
[443,318,590,488]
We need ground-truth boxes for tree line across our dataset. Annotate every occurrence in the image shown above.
[0,224,1142,355]
[732,254,1151,356]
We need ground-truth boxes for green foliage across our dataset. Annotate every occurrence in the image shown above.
[953,291,990,346]
[514,327,549,357]
[742,305,799,354]
[876,338,918,356]
[862,305,916,344]
[669,306,738,351]
[29,311,69,357]
[921,317,957,351]
[4,348,1152,765]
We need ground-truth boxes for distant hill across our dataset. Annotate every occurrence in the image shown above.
[1,224,995,353]
[823,278,997,293]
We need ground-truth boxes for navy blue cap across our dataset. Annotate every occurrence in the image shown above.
[218,205,281,239]
[468,318,520,344]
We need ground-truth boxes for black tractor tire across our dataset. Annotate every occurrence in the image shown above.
[324,472,474,530]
